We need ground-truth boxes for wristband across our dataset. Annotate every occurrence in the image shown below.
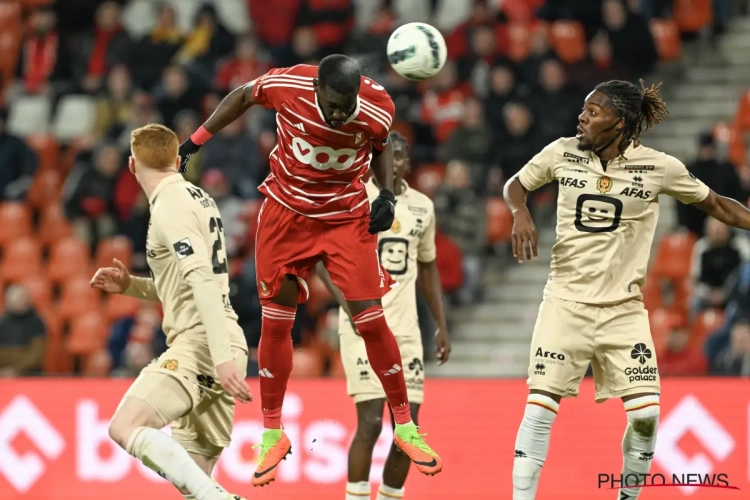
[190,126,213,145]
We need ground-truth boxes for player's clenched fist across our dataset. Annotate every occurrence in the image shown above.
[368,189,396,234]
[90,258,132,293]
[178,137,201,174]
[511,209,538,263]
[216,360,252,403]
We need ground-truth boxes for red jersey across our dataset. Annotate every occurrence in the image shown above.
[250,64,395,220]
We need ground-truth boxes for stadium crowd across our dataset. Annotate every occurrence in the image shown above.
[0,0,748,378]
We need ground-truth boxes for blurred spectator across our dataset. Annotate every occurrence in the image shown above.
[601,0,658,78]
[175,3,234,70]
[441,97,492,182]
[106,91,163,152]
[71,1,133,94]
[173,110,203,183]
[215,35,268,93]
[197,117,263,198]
[690,218,750,316]
[532,58,581,146]
[200,169,247,258]
[14,6,72,98]
[658,319,708,375]
[296,0,354,54]
[154,65,204,130]
[131,2,183,90]
[679,132,747,237]
[459,24,501,96]
[108,301,165,373]
[0,285,46,376]
[279,27,323,67]
[484,60,530,130]
[517,26,559,87]
[247,0,302,61]
[710,314,750,376]
[421,61,472,145]
[494,101,543,181]
[434,160,486,304]
[93,64,134,140]
[0,109,38,201]
[63,142,122,245]
[569,31,633,95]
[445,0,496,59]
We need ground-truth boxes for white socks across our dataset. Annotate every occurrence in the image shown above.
[345,482,405,500]
[126,427,228,500]
[619,395,660,499]
[377,484,405,499]
[512,394,559,500]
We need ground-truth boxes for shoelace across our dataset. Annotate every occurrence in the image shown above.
[401,429,434,453]
[252,442,272,463]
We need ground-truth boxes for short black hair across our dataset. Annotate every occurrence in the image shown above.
[318,55,361,95]
[594,79,669,156]
[389,131,409,150]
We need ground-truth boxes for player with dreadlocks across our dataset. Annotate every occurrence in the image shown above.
[504,79,750,500]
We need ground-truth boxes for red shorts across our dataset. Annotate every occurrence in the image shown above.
[254,198,397,303]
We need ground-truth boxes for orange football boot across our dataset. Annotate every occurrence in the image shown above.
[393,422,443,476]
[251,429,292,487]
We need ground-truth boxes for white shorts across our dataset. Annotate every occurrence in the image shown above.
[527,294,660,403]
[340,330,424,404]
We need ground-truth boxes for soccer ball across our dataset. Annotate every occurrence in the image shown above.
[387,22,447,81]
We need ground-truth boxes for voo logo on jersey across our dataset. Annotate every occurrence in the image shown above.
[292,137,357,171]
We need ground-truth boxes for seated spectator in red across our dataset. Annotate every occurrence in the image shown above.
[421,61,473,145]
[569,31,633,95]
[435,231,464,295]
[63,142,121,245]
[0,285,46,376]
[14,6,71,96]
[710,315,750,376]
[131,2,183,89]
[214,35,269,93]
[175,3,234,68]
[658,320,708,375]
[296,0,354,53]
[72,1,133,94]
[247,0,301,55]
[0,108,38,201]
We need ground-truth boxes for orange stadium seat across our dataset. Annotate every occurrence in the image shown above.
[641,274,663,311]
[42,311,73,374]
[713,121,747,167]
[0,236,42,282]
[105,293,140,322]
[652,232,696,280]
[486,198,514,243]
[37,204,73,247]
[27,169,62,210]
[57,276,101,321]
[649,308,684,350]
[25,135,59,171]
[735,90,750,132]
[650,19,681,61]
[0,202,32,246]
[47,237,91,283]
[674,0,712,33]
[549,21,586,64]
[21,0,56,8]
[412,164,446,199]
[0,2,20,78]
[329,351,346,377]
[690,309,724,346]
[66,310,108,357]
[290,349,325,377]
[95,236,132,270]
[20,274,51,313]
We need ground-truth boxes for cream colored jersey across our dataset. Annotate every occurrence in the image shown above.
[338,178,437,338]
[145,174,247,350]
[518,137,710,305]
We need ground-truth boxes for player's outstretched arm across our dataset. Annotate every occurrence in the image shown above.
[90,258,160,301]
[692,190,750,230]
[315,262,357,331]
[177,81,258,173]
[504,176,538,263]
[368,140,396,234]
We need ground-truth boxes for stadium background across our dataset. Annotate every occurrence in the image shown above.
[1,0,749,498]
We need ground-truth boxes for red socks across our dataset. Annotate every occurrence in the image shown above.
[258,304,296,429]
[353,306,412,424]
